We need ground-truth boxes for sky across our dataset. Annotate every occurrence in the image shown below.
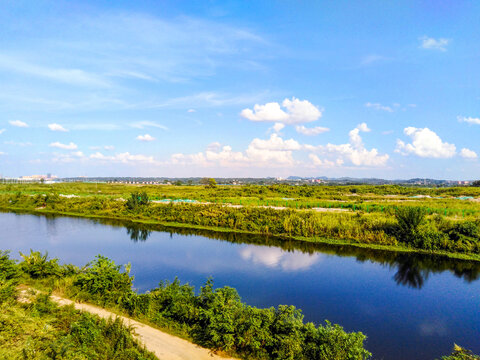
[1,0,479,179]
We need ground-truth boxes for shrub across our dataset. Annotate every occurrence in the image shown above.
[74,255,134,305]
[19,250,62,278]
[126,191,149,211]
[0,251,20,304]
[394,207,427,244]
[439,344,480,359]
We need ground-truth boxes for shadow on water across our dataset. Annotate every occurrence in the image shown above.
[105,218,480,290]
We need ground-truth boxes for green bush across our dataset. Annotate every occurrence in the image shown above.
[126,191,149,211]
[74,255,134,306]
[394,207,427,244]
[439,344,480,359]
[19,250,62,278]
[0,251,20,304]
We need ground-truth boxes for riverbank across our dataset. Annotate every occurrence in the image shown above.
[2,250,372,360]
[2,203,480,262]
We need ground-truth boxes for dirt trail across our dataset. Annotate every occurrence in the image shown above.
[50,295,236,360]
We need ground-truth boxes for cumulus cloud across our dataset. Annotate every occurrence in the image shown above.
[460,148,477,159]
[48,123,68,132]
[171,133,302,168]
[49,141,78,150]
[365,102,394,112]
[9,120,28,128]
[272,123,285,133]
[241,97,322,124]
[308,123,388,167]
[0,129,5,135]
[136,134,156,142]
[396,127,456,158]
[90,152,156,164]
[458,116,480,125]
[295,125,329,136]
[419,36,450,51]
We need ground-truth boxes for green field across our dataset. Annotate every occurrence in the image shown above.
[1,182,480,260]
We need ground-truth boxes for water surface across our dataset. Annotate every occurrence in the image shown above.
[1,212,479,360]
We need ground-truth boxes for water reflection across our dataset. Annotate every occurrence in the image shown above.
[126,224,151,242]
[239,246,321,271]
[393,255,430,289]
[8,211,480,289]
[97,219,480,289]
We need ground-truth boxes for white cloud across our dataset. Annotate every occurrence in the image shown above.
[71,151,85,157]
[187,109,196,113]
[0,152,5,155]
[272,123,285,133]
[130,121,168,130]
[9,120,28,128]
[48,123,68,132]
[241,97,322,124]
[396,127,456,158]
[295,125,329,136]
[460,148,477,159]
[171,133,302,168]
[49,141,78,150]
[104,145,115,150]
[458,116,480,125]
[309,154,339,167]
[365,102,394,112]
[419,36,450,51]
[136,134,156,142]
[90,152,156,164]
[309,123,388,167]
[0,129,5,135]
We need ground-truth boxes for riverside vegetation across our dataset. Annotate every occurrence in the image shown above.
[1,183,480,260]
[0,251,156,360]
[2,250,371,359]
[1,250,477,360]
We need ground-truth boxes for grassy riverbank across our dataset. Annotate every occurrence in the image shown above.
[2,250,372,360]
[1,182,480,261]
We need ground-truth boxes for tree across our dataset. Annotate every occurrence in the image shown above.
[125,191,149,210]
[394,207,427,244]
[200,178,217,188]
[472,180,480,187]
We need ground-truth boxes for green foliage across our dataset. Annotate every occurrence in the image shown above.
[472,180,480,187]
[74,255,134,306]
[0,292,156,359]
[0,251,20,304]
[126,191,149,210]
[439,344,480,359]
[394,207,427,244]
[200,177,217,188]
[15,253,371,360]
[19,250,62,278]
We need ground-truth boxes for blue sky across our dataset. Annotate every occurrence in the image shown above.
[1,0,479,179]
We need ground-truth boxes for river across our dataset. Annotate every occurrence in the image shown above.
[1,211,479,359]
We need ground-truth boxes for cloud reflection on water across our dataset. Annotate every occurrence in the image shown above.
[240,245,322,271]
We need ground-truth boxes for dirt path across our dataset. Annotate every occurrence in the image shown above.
[50,295,236,360]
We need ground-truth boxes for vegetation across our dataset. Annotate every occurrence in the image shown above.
[439,344,480,359]
[1,183,480,260]
[2,250,371,360]
[0,251,155,359]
